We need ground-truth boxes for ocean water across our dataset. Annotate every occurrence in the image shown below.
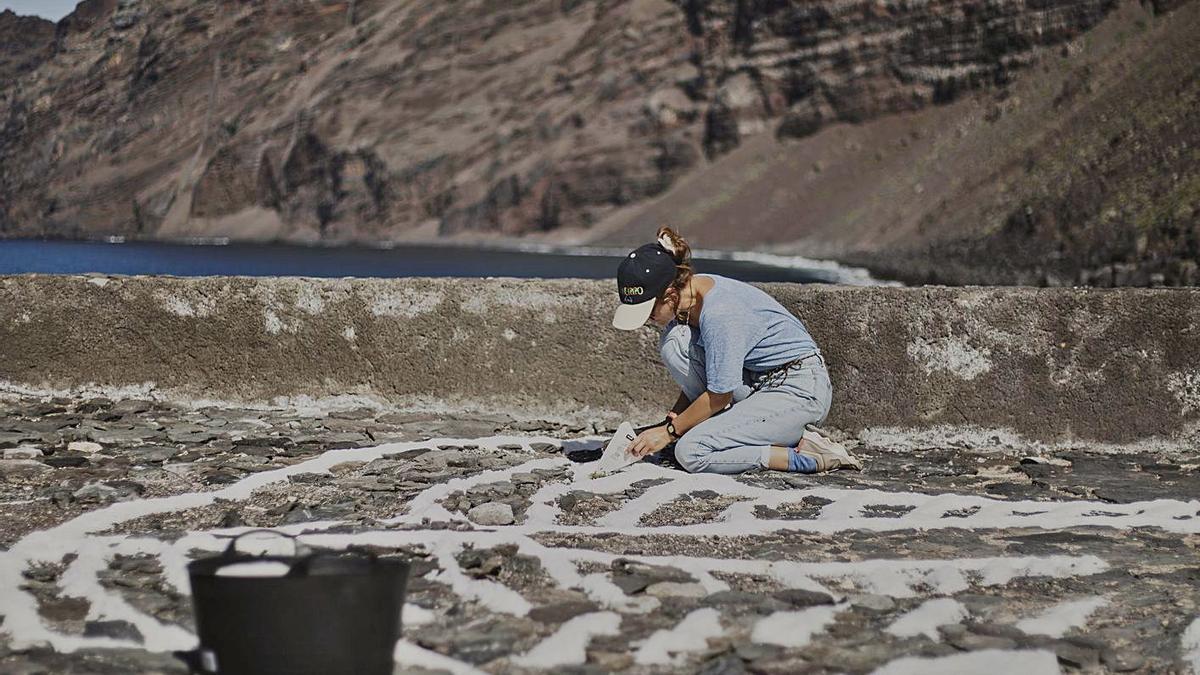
[0,239,880,284]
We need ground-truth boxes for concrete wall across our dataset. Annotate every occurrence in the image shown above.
[2,275,1198,449]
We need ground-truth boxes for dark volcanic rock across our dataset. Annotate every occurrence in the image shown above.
[773,588,836,608]
[0,9,54,85]
[3,391,1200,674]
[0,0,1154,270]
[529,600,599,624]
[611,558,694,594]
[83,619,144,643]
[127,445,181,463]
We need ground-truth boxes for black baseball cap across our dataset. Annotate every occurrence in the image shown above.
[612,242,677,330]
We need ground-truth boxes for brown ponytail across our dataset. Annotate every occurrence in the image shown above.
[656,226,694,296]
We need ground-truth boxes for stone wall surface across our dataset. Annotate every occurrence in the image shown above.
[1,275,1197,447]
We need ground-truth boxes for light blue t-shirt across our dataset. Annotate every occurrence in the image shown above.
[678,274,820,394]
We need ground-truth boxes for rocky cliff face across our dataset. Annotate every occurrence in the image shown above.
[674,0,1118,153]
[0,10,55,88]
[0,0,1191,285]
[0,0,700,241]
[592,0,1199,286]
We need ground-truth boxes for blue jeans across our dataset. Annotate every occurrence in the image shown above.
[659,323,833,474]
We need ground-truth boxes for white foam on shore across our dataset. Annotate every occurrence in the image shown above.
[751,605,841,647]
[463,240,894,286]
[886,598,968,639]
[699,248,892,284]
[1016,596,1109,638]
[870,649,1061,675]
[512,612,621,668]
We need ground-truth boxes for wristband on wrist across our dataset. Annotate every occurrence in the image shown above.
[665,421,681,439]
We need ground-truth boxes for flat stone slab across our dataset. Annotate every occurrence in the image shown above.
[0,393,1198,674]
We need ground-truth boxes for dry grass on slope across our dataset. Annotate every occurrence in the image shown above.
[593,0,1199,287]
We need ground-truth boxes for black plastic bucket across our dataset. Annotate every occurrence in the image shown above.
[186,530,410,675]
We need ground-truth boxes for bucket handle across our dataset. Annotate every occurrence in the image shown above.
[287,546,383,577]
[218,531,384,572]
[199,531,396,579]
[220,529,311,559]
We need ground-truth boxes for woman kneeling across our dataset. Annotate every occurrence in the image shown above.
[611,227,863,475]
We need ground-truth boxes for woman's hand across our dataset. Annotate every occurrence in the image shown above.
[630,425,673,458]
